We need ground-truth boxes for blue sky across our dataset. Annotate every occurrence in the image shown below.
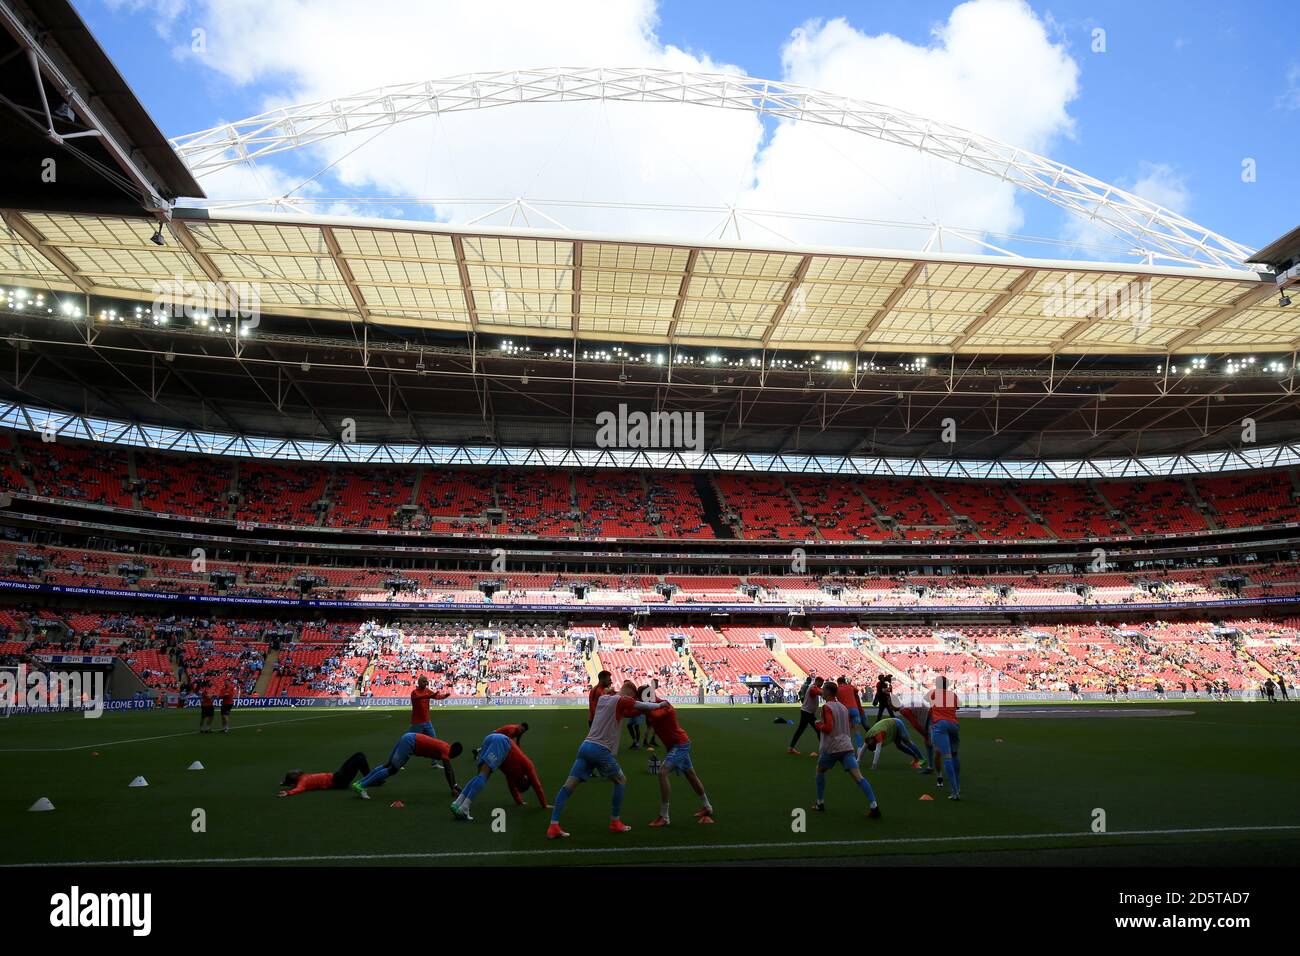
[81,0,1298,258]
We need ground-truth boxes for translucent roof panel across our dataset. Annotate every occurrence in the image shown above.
[0,208,1282,355]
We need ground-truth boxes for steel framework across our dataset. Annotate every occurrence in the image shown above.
[6,400,1298,481]
[170,67,1256,271]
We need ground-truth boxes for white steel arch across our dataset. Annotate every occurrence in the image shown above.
[170,67,1255,271]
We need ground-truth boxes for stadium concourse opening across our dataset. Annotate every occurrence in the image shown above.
[0,0,1296,930]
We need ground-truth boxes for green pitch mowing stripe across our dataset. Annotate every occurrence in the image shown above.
[1,703,1296,866]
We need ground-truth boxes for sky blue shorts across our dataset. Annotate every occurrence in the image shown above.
[664,741,693,773]
[478,733,511,771]
[817,750,859,772]
[931,719,960,757]
[569,741,622,781]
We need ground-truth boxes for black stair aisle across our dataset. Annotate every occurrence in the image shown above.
[692,473,735,539]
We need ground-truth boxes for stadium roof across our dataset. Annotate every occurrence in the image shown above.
[0,207,1288,356]
[0,0,203,212]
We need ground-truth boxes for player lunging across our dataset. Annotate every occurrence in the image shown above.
[642,688,714,827]
[547,680,665,838]
[813,680,881,818]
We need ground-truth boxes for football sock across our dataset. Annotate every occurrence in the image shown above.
[460,774,488,805]
[943,756,959,791]
[359,766,389,788]
[857,776,877,804]
[550,786,571,823]
[815,773,827,802]
[611,782,626,818]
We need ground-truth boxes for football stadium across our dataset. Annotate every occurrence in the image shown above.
[0,0,1296,928]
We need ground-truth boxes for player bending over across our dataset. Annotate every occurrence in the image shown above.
[812,680,881,818]
[899,704,937,780]
[352,733,462,799]
[546,681,665,839]
[860,716,927,771]
[451,723,548,820]
[641,688,714,827]
[278,752,371,796]
[928,676,962,800]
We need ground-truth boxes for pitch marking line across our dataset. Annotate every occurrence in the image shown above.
[0,711,354,753]
[6,824,1299,868]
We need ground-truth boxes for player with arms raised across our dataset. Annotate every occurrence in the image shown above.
[410,675,451,769]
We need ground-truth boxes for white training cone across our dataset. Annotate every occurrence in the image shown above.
[28,797,55,812]
[188,761,205,771]
[128,776,149,788]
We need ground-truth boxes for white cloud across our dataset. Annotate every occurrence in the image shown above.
[141,0,1082,252]
[738,0,1080,251]
[1060,161,1193,260]
[1279,61,1300,111]
[1129,162,1191,215]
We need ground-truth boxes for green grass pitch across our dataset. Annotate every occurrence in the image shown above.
[2,702,1297,866]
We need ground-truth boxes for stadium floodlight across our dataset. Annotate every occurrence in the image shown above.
[1281,293,1293,308]
[149,225,165,246]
